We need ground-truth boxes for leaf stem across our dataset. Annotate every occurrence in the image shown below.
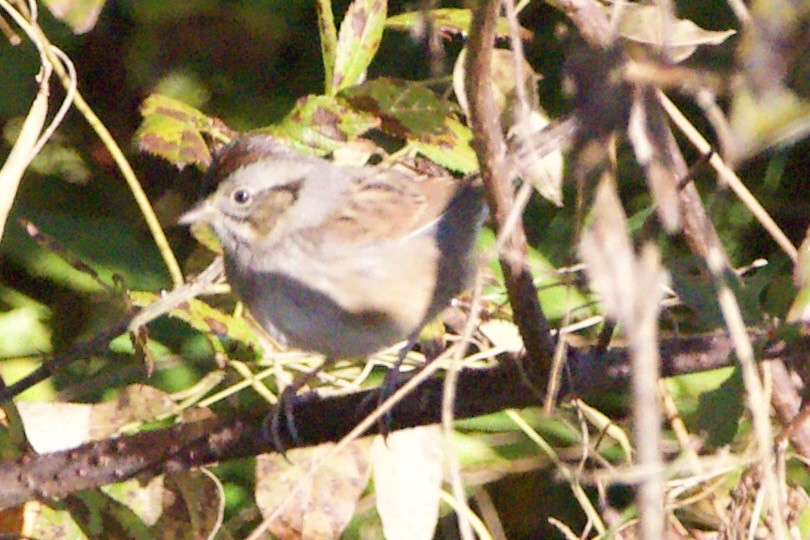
[31,26,185,287]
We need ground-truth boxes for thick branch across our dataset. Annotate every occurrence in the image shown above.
[1,328,806,510]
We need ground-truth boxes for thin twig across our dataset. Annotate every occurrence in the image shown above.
[442,270,483,540]
[658,91,798,262]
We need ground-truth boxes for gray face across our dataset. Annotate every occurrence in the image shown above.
[181,156,319,251]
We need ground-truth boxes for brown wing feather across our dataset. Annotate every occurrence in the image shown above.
[325,166,460,245]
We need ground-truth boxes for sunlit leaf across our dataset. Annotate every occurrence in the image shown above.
[136,94,235,169]
[28,500,90,539]
[268,94,380,155]
[130,291,263,357]
[729,87,810,162]
[341,77,456,139]
[695,368,745,449]
[16,385,176,453]
[317,0,338,94]
[101,476,165,527]
[615,3,736,62]
[89,385,176,439]
[332,0,387,93]
[407,117,478,174]
[479,319,523,353]
[17,402,93,453]
[372,427,442,540]
[43,0,106,34]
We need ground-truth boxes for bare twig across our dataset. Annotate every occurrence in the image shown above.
[0,258,225,401]
[659,91,798,262]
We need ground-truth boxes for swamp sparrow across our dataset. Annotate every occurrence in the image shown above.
[180,134,484,444]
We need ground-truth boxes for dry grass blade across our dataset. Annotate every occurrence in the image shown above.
[658,91,799,262]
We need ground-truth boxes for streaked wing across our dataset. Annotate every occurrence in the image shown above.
[323,166,460,245]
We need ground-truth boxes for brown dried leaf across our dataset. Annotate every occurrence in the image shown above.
[16,402,93,453]
[152,469,225,539]
[627,87,680,232]
[615,3,735,62]
[89,385,176,439]
[256,440,372,539]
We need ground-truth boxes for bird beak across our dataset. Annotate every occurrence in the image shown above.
[178,200,214,226]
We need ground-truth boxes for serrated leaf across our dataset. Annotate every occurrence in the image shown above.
[408,118,478,174]
[342,77,457,139]
[332,0,387,93]
[136,94,235,169]
[268,94,380,154]
[615,3,735,62]
[386,8,532,40]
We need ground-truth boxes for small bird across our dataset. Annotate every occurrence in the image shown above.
[180,134,484,446]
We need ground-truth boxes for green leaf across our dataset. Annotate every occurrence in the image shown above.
[130,291,263,359]
[695,368,745,449]
[730,87,810,162]
[43,0,107,34]
[341,77,457,139]
[332,0,387,93]
[386,8,531,40]
[317,0,338,93]
[267,94,380,154]
[136,94,234,169]
[408,118,478,174]
[478,230,594,322]
[669,256,761,328]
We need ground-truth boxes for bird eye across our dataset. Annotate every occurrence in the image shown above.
[231,189,252,205]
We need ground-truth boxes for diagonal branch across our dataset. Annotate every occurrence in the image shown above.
[465,0,556,369]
